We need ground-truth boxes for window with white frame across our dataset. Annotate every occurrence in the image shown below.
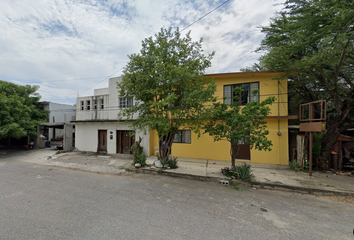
[94,100,97,110]
[119,97,133,108]
[101,99,104,109]
[86,100,90,110]
[224,82,259,105]
[81,101,84,111]
[173,130,191,144]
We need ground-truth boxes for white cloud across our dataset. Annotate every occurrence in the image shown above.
[0,0,284,104]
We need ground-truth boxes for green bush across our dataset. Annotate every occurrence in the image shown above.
[160,157,169,168]
[133,154,147,167]
[167,157,178,169]
[131,145,143,156]
[233,163,253,181]
[221,163,253,181]
[160,157,178,169]
[289,160,301,172]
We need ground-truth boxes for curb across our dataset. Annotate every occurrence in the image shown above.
[249,181,354,196]
[133,166,354,196]
[133,167,225,182]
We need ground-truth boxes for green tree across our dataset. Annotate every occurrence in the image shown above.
[118,28,216,159]
[204,88,275,168]
[0,81,47,145]
[249,0,354,169]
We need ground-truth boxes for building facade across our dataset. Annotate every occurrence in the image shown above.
[149,71,293,165]
[73,77,149,155]
[39,101,76,140]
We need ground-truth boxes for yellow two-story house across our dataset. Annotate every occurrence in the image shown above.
[149,71,294,165]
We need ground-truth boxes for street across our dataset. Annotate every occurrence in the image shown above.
[0,151,353,240]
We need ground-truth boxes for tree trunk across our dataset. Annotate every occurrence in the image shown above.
[318,120,341,170]
[158,132,174,159]
[230,141,235,169]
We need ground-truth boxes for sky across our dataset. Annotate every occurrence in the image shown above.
[0,0,284,105]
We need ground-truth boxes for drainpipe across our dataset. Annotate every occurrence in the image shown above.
[277,81,281,165]
[277,80,281,136]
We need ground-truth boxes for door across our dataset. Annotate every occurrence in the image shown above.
[234,138,250,160]
[122,131,131,154]
[117,130,134,154]
[98,130,107,153]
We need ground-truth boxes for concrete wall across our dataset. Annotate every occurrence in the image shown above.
[94,88,109,95]
[63,123,74,151]
[48,102,76,123]
[75,122,150,156]
[41,102,76,140]
[76,76,138,121]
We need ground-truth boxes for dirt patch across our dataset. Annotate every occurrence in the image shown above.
[52,151,133,168]
[317,195,354,204]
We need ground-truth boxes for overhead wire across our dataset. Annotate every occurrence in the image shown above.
[180,0,232,32]
[64,67,124,98]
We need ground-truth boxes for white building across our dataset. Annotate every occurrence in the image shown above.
[73,76,149,155]
[39,101,76,140]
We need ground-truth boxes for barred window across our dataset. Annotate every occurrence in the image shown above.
[86,100,90,110]
[223,82,259,105]
[101,99,104,109]
[173,130,191,144]
[81,101,84,111]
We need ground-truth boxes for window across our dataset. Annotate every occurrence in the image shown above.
[119,97,133,108]
[224,82,259,105]
[94,100,97,110]
[101,99,104,109]
[81,101,84,111]
[173,130,191,144]
[86,100,90,110]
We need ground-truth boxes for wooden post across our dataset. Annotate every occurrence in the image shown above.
[338,140,342,171]
[309,132,313,176]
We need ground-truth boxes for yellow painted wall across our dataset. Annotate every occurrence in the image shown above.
[210,72,288,116]
[149,72,289,165]
[150,119,288,165]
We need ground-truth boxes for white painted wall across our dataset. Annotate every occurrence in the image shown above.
[76,76,138,121]
[94,88,109,95]
[48,102,76,123]
[75,122,150,155]
[40,102,76,140]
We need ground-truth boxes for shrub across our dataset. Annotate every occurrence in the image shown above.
[221,163,253,181]
[160,157,169,168]
[167,157,178,169]
[289,160,301,172]
[233,163,253,181]
[133,154,147,167]
[160,157,179,169]
[221,167,232,177]
[131,145,143,157]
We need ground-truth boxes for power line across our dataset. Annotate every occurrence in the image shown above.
[180,0,232,32]
[37,63,116,81]
[24,76,111,84]
[78,67,124,96]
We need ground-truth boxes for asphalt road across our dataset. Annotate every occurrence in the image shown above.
[0,151,353,240]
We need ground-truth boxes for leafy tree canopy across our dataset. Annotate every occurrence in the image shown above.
[245,0,354,169]
[118,28,216,158]
[0,81,47,142]
[204,88,275,168]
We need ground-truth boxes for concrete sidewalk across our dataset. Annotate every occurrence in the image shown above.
[16,149,354,196]
[141,156,354,196]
